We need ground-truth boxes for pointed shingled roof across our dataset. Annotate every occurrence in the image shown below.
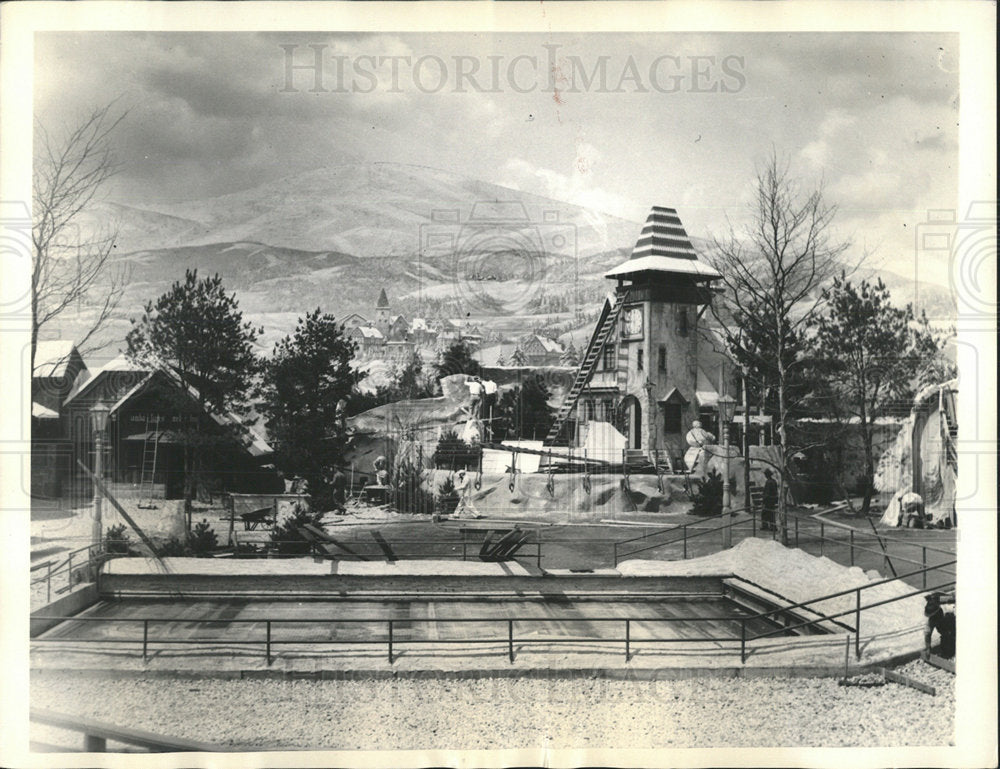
[631,206,698,261]
[376,288,390,308]
[604,206,721,282]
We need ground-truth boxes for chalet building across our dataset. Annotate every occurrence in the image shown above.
[32,351,278,504]
[518,334,566,367]
[31,341,90,497]
[545,206,730,467]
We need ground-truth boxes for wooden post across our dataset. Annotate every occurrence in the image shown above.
[388,620,393,664]
[625,619,631,661]
[265,621,272,666]
[508,620,514,663]
[142,620,148,661]
[855,590,862,660]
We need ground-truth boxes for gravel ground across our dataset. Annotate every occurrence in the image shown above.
[29,661,954,752]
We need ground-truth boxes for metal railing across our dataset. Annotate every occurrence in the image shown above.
[613,507,755,564]
[30,544,106,606]
[612,507,957,587]
[32,560,955,666]
[226,536,547,567]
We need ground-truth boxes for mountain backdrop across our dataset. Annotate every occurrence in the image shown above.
[54,162,955,362]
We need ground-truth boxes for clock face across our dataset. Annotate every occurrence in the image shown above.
[624,307,643,337]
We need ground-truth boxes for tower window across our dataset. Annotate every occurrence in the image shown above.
[658,345,667,372]
[663,404,683,433]
[602,399,614,421]
[677,307,689,336]
[637,348,644,370]
[602,344,615,371]
[585,400,596,421]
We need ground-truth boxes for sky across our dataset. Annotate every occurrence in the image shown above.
[34,31,960,286]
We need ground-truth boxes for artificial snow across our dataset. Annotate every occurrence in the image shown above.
[618,538,925,638]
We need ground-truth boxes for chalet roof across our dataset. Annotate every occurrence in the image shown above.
[605,206,721,282]
[32,401,60,419]
[33,340,80,378]
[64,354,146,404]
[105,368,273,457]
[354,326,385,340]
[532,335,564,353]
[376,288,390,308]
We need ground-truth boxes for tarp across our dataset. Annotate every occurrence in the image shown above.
[875,380,957,527]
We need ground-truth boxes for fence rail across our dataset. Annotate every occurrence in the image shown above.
[30,544,105,605]
[33,560,955,665]
[612,507,957,587]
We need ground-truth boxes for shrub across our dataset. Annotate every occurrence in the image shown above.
[689,469,724,516]
[270,501,323,555]
[189,519,219,555]
[158,536,191,557]
[104,524,132,555]
[437,475,460,515]
[391,459,434,515]
[433,430,480,470]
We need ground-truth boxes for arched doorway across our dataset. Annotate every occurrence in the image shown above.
[619,395,642,450]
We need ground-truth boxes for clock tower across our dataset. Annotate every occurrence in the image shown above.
[546,206,721,464]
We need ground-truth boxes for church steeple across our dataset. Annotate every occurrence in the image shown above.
[375,288,391,337]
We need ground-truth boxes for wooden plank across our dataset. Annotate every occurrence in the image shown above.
[922,651,956,673]
[369,530,397,562]
[881,668,936,696]
[30,708,227,752]
[301,524,368,560]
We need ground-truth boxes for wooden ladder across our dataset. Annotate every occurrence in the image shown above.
[543,290,627,446]
[137,416,160,509]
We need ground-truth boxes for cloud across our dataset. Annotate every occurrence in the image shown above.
[500,151,639,219]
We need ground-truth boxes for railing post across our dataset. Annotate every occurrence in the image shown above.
[819,522,824,556]
[625,619,630,661]
[751,511,756,538]
[46,563,52,604]
[461,540,467,562]
[613,541,618,566]
[850,530,855,566]
[67,552,73,592]
[794,516,799,547]
[508,620,514,663]
[922,548,927,589]
[84,734,107,752]
[683,526,688,560]
[266,620,272,666]
[388,620,393,664]
[536,534,542,570]
[740,619,746,664]
[854,589,862,660]
[142,619,148,661]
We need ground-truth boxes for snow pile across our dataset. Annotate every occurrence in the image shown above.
[619,538,924,636]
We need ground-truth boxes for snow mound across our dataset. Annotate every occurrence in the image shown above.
[619,538,924,636]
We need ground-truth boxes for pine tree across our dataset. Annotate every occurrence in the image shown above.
[126,270,262,510]
[813,274,946,512]
[258,309,362,509]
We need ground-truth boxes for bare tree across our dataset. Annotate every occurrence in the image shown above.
[707,152,854,544]
[32,102,128,374]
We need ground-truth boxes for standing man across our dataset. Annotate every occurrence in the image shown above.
[454,469,481,519]
[761,469,779,532]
